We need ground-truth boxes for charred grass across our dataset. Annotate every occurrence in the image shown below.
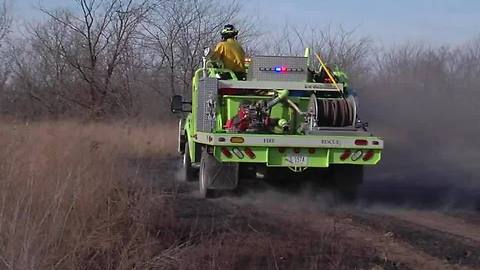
[348,212,480,269]
[0,120,388,270]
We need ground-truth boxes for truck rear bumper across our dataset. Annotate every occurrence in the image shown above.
[194,132,383,149]
[193,132,383,168]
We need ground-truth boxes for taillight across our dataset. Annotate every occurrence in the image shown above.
[363,150,375,161]
[293,148,301,154]
[221,147,232,158]
[232,147,244,159]
[355,139,368,146]
[308,148,316,154]
[244,147,256,159]
[340,149,351,161]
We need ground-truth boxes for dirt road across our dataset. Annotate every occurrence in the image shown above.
[138,157,480,270]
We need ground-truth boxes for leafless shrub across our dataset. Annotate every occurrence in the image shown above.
[360,38,480,180]
[262,25,373,81]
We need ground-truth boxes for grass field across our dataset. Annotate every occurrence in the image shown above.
[0,121,182,269]
[0,121,413,270]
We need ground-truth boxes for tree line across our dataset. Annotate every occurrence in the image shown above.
[0,0,479,123]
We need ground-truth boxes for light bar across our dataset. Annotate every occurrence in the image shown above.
[259,67,305,73]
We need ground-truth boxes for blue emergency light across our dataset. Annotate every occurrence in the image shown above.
[274,66,287,73]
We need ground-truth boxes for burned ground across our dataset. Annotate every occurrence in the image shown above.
[136,150,480,270]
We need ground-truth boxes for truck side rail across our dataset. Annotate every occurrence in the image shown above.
[218,80,343,92]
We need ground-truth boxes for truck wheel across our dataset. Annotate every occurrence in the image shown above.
[199,150,217,198]
[199,149,239,199]
[332,165,363,203]
[180,142,196,182]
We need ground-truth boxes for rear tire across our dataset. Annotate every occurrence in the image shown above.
[199,150,218,198]
[179,142,196,182]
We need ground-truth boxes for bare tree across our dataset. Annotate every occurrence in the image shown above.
[1,0,478,126]
[262,25,372,81]
[141,0,245,97]
[0,0,9,43]
[7,20,77,116]
[38,0,152,117]
[0,0,11,108]
[0,0,253,118]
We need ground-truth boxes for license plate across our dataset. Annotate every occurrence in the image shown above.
[284,154,308,166]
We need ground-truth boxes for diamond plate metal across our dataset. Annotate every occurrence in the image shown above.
[196,77,218,132]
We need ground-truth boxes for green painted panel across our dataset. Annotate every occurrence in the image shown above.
[214,146,268,163]
[212,145,382,167]
[329,149,382,165]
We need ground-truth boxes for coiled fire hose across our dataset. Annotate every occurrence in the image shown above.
[312,52,356,127]
[316,97,354,127]
[266,89,354,129]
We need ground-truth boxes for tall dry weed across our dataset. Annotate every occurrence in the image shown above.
[0,121,179,270]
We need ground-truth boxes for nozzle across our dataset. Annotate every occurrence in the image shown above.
[278,118,289,129]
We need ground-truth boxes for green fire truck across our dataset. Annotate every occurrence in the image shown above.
[171,50,383,199]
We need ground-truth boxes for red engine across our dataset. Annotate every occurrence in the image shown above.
[225,101,273,132]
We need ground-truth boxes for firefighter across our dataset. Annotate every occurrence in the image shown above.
[211,24,246,80]
[314,66,349,87]
[333,67,349,89]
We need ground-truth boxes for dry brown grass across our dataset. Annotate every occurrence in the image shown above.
[0,120,180,270]
[0,120,379,270]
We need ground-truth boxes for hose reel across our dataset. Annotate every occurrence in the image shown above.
[307,94,356,128]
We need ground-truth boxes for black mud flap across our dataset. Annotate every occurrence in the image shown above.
[201,150,239,190]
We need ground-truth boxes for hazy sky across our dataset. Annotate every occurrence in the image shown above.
[11,0,480,46]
